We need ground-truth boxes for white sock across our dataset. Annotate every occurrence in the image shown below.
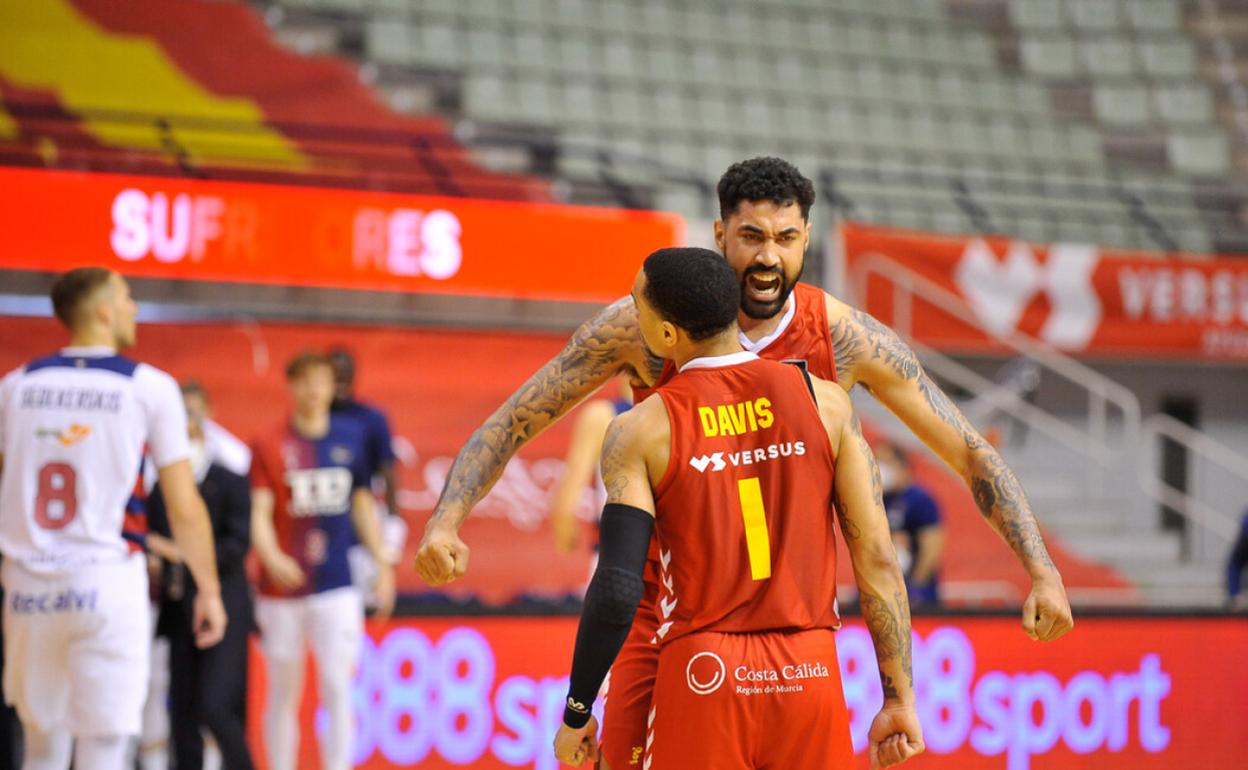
[317,661,355,770]
[264,657,305,770]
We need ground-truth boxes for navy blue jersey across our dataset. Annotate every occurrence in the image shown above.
[883,484,941,601]
[331,398,394,480]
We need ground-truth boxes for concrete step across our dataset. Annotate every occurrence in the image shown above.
[1036,506,1128,537]
[1119,562,1224,589]
[1137,585,1226,608]
[1067,532,1183,564]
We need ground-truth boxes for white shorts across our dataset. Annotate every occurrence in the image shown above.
[255,587,363,670]
[2,555,150,736]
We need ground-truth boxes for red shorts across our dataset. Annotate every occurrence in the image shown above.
[599,557,661,769]
[645,628,854,770]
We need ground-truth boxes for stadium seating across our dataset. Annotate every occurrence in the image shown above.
[0,0,551,200]
[251,0,1243,253]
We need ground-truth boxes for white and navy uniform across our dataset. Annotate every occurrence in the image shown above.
[0,346,189,736]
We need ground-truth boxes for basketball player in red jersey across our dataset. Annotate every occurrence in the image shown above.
[417,158,1072,768]
[553,248,923,769]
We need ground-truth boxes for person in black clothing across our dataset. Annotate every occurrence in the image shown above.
[147,384,256,770]
[1227,510,1248,611]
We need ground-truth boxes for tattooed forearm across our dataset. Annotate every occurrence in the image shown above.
[600,418,631,503]
[861,589,914,692]
[430,299,643,528]
[852,414,884,510]
[971,448,1057,571]
[917,374,990,452]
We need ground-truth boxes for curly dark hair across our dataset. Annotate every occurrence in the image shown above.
[716,157,816,221]
[642,247,740,341]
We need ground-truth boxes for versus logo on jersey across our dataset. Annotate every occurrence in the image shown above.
[35,424,92,446]
[688,442,807,473]
[698,398,774,437]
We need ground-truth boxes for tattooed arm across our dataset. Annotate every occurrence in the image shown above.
[814,379,923,768]
[415,297,659,586]
[828,297,1073,642]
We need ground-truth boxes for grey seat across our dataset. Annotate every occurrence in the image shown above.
[1093,83,1152,127]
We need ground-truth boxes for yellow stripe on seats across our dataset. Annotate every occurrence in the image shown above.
[0,0,305,168]
[0,105,17,140]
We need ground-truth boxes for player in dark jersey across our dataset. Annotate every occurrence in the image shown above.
[553,248,923,769]
[418,158,1072,769]
[250,352,395,770]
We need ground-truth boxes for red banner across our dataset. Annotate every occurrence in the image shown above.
[0,167,681,302]
[843,222,1248,360]
[244,614,1248,770]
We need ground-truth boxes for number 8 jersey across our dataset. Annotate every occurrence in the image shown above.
[650,351,841,644]
[0,346,189,572]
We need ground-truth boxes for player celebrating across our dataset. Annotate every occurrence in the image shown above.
[417,157,1072,768]
[250,351,395,770]
[553,248,923,769]
[0,267,226,770]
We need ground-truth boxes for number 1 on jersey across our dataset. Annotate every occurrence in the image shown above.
[737,477,771,580]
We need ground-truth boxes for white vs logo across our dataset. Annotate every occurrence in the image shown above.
[689,453,726,473]
[953,239,1102,349]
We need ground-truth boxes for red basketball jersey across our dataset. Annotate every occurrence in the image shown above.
[635,282,836,403]
[649,353,841,645]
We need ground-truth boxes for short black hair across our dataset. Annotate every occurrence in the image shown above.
[285,350,332,381]
[50,267,114,329]
[642,247,740,341]
[717,157,816,221]
[327,347,355,384]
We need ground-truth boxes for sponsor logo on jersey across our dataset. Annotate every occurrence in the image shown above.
[688,441,806,473]
[331,445,354,465]
[35,423,92,446]
[685,651,727,695]
[285,467,353,516]
[697,397,774,437]
[10,588,98,614]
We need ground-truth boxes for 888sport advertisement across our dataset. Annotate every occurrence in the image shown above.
[245,615,1248,770]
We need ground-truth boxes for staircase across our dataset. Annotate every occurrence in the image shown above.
[849,249,1240,608]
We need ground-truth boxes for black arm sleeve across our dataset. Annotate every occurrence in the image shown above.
[563,503,654,728]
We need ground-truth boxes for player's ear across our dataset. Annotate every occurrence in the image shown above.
[713,219,726,252]
[661,321,679,350]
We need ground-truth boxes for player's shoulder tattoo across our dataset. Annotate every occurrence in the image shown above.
[829,306,920,385]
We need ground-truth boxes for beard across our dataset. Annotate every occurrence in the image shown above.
[739,262,803,320]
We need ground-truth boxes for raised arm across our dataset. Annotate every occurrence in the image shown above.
[416,297,656,585]
[828,299,1073,642]
[816,381,923,769]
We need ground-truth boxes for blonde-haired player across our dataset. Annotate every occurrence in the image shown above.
[0,267,226,769]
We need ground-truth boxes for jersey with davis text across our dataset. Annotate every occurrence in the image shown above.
[650,352,841,644]
[0,347,189,572]
[251,415,368,598]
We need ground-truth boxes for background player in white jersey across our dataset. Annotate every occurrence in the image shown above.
[0,267,226,770]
